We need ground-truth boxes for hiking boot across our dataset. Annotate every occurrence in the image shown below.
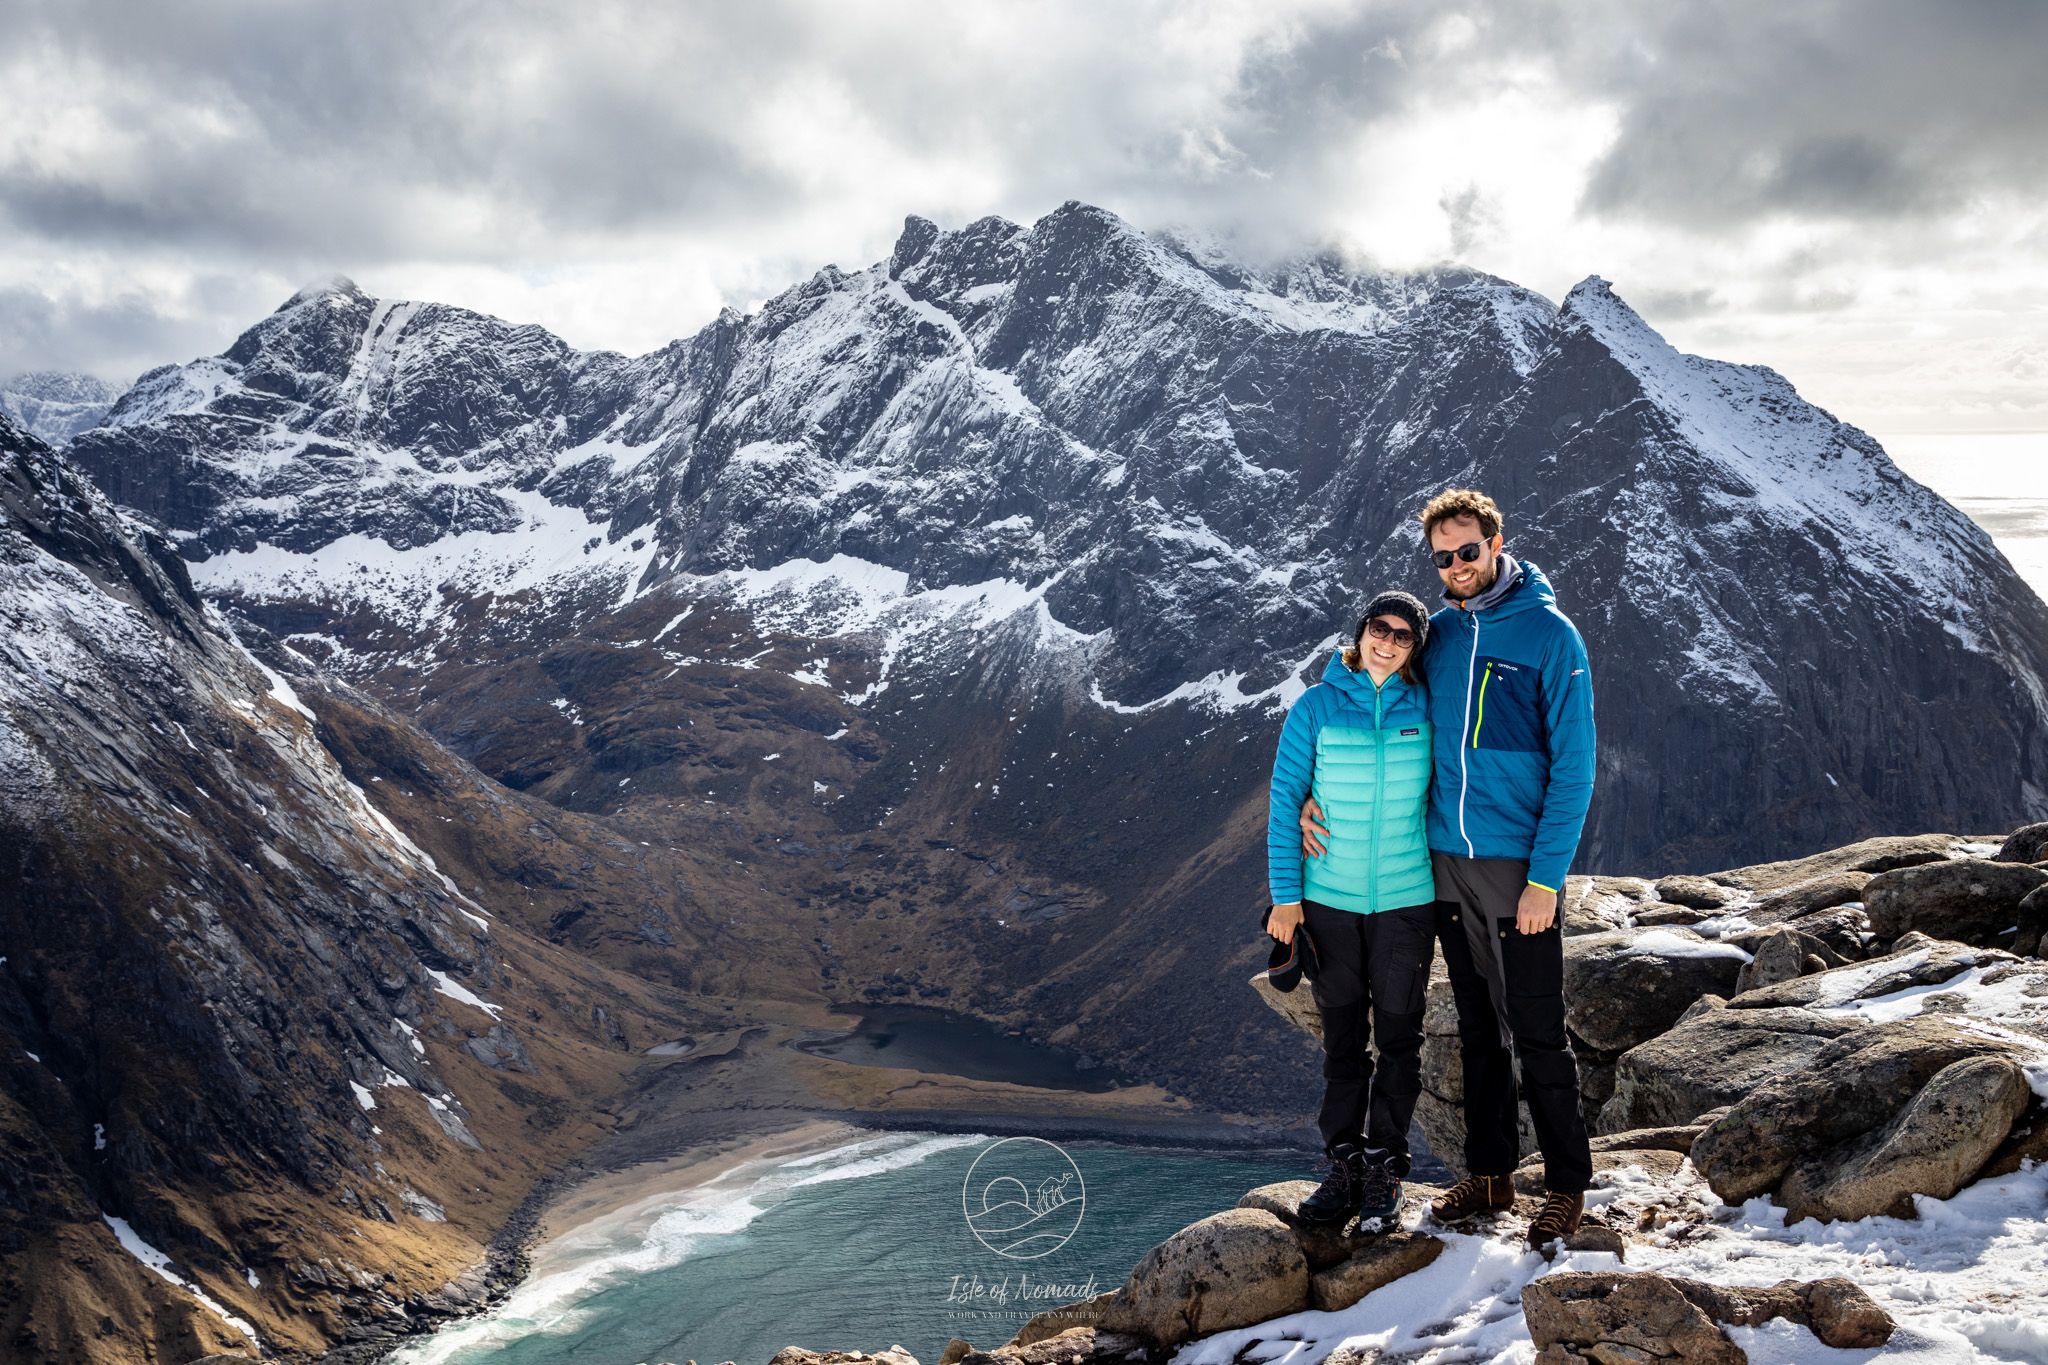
[1355,1154,1402,1222]
[1527,1190,1586,1250]
[1428,1172,1515,1223]
[1297,1143,1364,1225]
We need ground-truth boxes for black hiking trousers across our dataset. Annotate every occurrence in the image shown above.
[1301,898,1434,1174]
[1431,852,1594,1194]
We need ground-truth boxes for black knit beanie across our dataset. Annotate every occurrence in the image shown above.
[1357,590,1430,652]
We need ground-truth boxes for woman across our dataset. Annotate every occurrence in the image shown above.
[1266,591,1436,1225]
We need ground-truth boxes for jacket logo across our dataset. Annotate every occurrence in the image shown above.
[1400,728,1420,735]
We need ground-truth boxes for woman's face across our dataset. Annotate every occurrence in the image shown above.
[1359,614,1416,678]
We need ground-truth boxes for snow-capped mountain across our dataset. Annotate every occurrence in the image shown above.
[70,202,2048,873]
[0,409,729,1360]
[1,369,126,443]
[48,201,2048,1173]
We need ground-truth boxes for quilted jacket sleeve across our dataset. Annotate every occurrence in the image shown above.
[1526,618,1596,892]
[1267,689,1322,904]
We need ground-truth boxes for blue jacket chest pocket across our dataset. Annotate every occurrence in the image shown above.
[1468,657,1544,752]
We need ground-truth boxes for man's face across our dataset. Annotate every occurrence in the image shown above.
[1430,514,1504,601]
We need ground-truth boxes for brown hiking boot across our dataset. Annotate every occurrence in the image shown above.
[1527,1190,1585,1249]
[1428,1173,1515,1223]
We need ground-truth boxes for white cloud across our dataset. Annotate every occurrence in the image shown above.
[1,0,2043,431]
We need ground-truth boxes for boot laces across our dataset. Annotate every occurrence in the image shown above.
[1355,1158,1399,1207]
[1531,1192,1579,1239]
[1312,1151,1358,1201]
[1441,1173,1492,1205]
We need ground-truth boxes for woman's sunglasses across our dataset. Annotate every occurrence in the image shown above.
[1428,540,1489,570]
[1364,619,1417,649]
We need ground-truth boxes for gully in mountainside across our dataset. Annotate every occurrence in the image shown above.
[1300,489,1598,1249]
[1265,590,1437,1229]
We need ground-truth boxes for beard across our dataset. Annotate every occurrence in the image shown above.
[1445,557,1501,601]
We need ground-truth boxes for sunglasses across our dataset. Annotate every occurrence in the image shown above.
[1429,539,1491,570]
[1364,619,1417,649]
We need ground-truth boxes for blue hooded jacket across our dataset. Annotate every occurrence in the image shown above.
[1267,652,1434,914]
[1420,557,1596,892]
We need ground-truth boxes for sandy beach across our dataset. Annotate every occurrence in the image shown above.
[530,1118,872,1273]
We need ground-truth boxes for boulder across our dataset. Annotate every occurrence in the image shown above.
[1514,1148,1684,1196]
[1006,1291,1117,1348]
[1522,1272,1743,1365]
[1689,1015,2040,1204]
[1728,926,1853,995]
[1765,903,1870,961]
[1563,877,1655,936]
[1994,821,2048,864]
[1601,1008,1862,1134]
[1749,870,1872,925]
[1249,969,1321,1042]
[965,1328,1148,1365]
[1095,1208,1308,1346]
[2016,885,2048,958]
[1564,930,1748,1054]
[1777,1055,2032,1222]
[1864,859,2046,948]
[1981,1099,2048,1179]
[1632,905,1713,927]
[1307,1232,1444,1311]
[1708,834,1956,896]
[1726,933,2009,1011]
[1235,1181,1375,1270]
[769,1349,920,1365]
[1561,1224,1627,1259]
[1664,1277,1894,1349]
[1654,876,1741,910]
[1590,1118,1726,1155]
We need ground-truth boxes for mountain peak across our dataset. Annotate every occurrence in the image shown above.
[280,274,369,312]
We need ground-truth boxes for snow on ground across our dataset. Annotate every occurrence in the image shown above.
[426,968,501,1018]
[190,484,659,636]
[1175,1160,2048,1365]
[102,1214,263,1346]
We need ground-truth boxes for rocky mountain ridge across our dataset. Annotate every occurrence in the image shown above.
[19,201,2048,1361]
[48,201,2048,1132]
[0,409,763,1362]
[1,370,126,444]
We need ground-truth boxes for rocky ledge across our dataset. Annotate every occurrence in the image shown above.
[773,825,2048,1365]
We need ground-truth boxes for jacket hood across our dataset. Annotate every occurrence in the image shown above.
[1320,649,1417,704]
[1444,555,1558,619]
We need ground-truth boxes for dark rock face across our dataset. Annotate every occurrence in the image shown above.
[0,413,700,1360]
[54,202,2048,1136]
[66,205,2048,884]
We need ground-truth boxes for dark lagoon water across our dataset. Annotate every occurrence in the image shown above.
[387,1132,1314,1365]
[790,1006,1135,1092]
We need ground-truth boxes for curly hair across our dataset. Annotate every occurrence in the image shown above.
[1418,488,1502,542]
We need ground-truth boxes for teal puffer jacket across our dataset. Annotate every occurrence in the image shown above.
[1267,652,1434,914]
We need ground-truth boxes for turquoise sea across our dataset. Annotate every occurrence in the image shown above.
[388,1132,1314,1365]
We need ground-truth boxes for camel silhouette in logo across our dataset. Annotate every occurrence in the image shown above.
[968,1169,1081,1256]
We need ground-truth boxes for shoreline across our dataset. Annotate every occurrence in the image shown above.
[348,1102,1318,1364]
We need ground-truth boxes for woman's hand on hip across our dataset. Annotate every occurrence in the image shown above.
[1268,901,1303,944]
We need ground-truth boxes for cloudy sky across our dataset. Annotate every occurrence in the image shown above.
[3,0,2043,434]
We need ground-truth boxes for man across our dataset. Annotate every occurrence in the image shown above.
[1307,487,1596,1247]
